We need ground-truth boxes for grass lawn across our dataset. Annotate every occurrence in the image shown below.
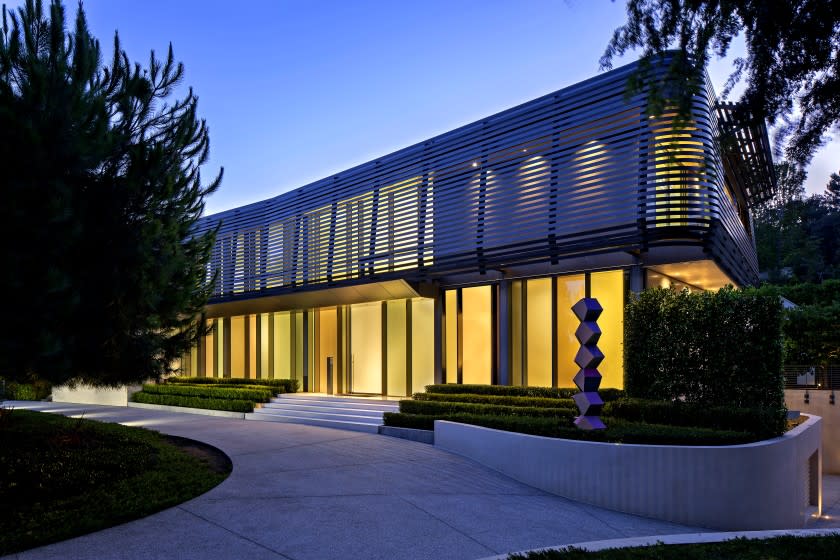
[0,408,231,555]
[511,535,840,559]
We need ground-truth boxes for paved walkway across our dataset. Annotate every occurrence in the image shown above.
[5,401,700,560]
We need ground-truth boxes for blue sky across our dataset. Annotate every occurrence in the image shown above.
[18,0,840,214]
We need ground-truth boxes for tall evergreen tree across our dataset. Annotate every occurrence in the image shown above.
[0,0,221,387]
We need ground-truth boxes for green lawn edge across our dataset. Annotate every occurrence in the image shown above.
[0,409,231,556]
[511,534,840,559]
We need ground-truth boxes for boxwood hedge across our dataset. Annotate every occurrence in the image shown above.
[399,399,578,419]
[424,384,624,402]
[132,392,255,413]
[413,392,576,409]
[141,384,274,402]
[167,377,298,393]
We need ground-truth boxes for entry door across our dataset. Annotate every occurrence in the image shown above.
[349,303,382,394]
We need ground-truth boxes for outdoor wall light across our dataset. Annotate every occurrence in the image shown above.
[804,389,810,404]
[830,390,835,406]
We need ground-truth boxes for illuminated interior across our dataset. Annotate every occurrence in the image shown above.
[590,270,624,390]
[650,114,705,228]
[648,260,737,291]
[186,270,628,393]
[350,302,382,394]
[526,278,553,388]
[461,286,492,385]
[556,274,586,388]
[411,298,435,393]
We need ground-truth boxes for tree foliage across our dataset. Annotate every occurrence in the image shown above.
[753,164,840,282]
[0,0,220,387]
[602,1,840,167]
[624,286,784,410]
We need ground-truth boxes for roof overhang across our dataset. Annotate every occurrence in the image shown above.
[648,259,737,290]
[205,279,421,318]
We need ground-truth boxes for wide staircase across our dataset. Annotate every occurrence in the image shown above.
[246,393,399,433]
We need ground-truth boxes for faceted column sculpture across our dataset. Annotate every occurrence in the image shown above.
[571,298,606,430]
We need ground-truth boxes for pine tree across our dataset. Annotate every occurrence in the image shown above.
[0,0,221,387]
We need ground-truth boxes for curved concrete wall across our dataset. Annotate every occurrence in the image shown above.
[435,416,822,530]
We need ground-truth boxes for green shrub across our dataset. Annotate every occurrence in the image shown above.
[384,412,571,436]
[603,398,787,439]
[624,287,784,409]
[132,392,254,413]
[6,380,51,401]
[141,384,274,402]
[513,534,840,559]
[399,399,577,419]
[424,384,624,401]
[413,392,576,408]
[383,413,753,445]
[168,376,298,393]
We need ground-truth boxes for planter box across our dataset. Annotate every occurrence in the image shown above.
[435,415,822,530]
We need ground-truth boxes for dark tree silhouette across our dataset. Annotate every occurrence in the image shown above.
[602,1,840,167]
[0,0,221,386]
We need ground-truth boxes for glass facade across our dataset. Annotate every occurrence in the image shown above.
[185,268,629,393]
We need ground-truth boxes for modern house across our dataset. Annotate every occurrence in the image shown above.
[181,55,775,397]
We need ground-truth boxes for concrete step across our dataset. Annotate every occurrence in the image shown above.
[277,393,401,407]
[271,395,399,412]
[253,407,384,423]
[245,412,381,433]
[260,402,393,417]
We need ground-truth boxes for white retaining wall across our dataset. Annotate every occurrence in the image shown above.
[435,415,822,530]
[786,389,840,474]
[53,384,141,406]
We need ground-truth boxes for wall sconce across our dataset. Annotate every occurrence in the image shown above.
[830,390,835,406]
[804,390,810,404]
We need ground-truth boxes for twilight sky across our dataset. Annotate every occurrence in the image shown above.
[21,0,840,214]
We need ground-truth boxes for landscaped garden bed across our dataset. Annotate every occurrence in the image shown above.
[0,408,231,555]
[131,376,298,413]
[510,534,840,559]
[384,384,786,445]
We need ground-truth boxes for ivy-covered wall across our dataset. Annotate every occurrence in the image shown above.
[624,287,784,409]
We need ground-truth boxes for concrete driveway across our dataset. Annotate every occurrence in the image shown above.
[5,401,698,560]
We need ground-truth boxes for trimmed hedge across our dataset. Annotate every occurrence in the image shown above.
[141,384,274,402]
[413,392,576,409]
[168,376,298,393]
[132,392,254,413]
[399,399,577,419]
[384,412,570,436]
[424,384,624,402]
[624,287,784,409]
[603,398,787,439]
[383,413,754,445]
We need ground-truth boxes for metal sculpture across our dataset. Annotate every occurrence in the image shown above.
[571,297,606,430]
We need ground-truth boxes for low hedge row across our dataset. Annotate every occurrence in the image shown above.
[168,377,298,393]
[399,399,577,419]
[142,384,274,402]
[603,398,787,439]
[132,392,255,413]
[383,413,754,445]
[413,392,576,409]
[424,384,624,402]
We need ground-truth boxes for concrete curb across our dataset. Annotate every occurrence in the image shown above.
[478,528,840,559]
[126,401,247,419]
[378,425,434,444]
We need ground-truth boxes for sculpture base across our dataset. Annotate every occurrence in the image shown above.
[574,415,606,430]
